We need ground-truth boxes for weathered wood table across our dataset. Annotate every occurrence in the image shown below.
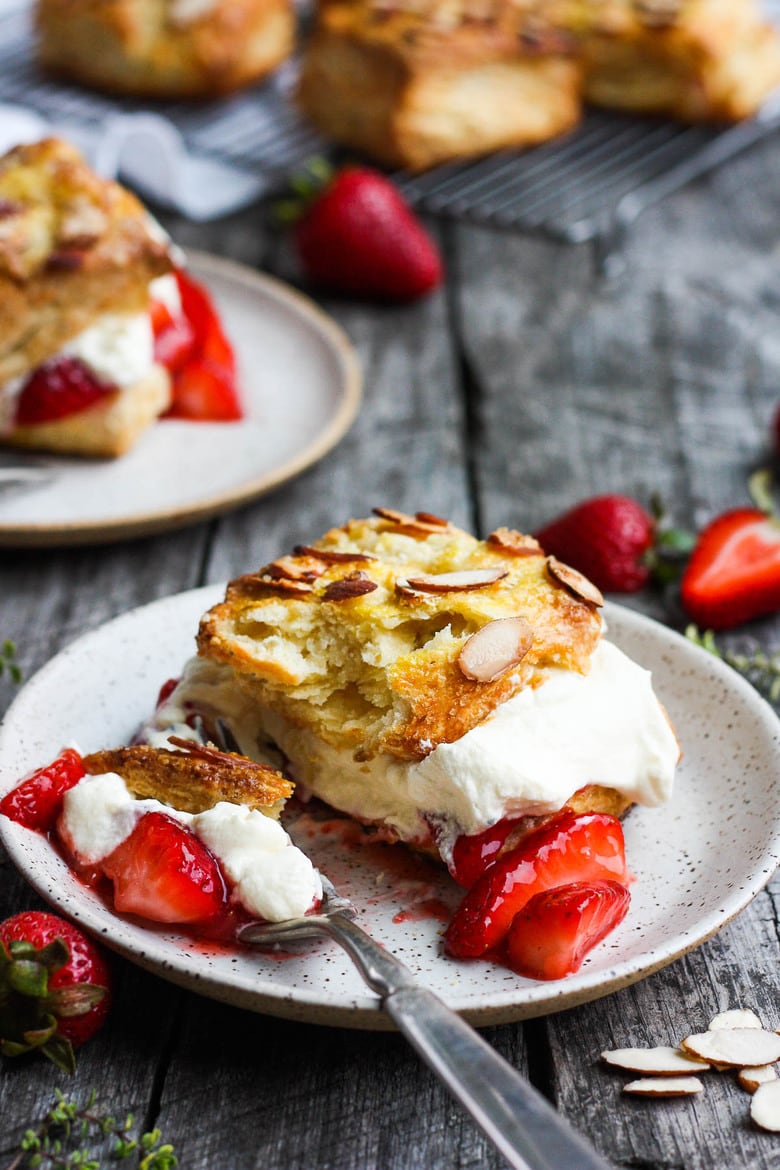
[2,132,780,1170]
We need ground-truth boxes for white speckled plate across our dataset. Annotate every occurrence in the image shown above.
[1,589,779,1028]
[0,253,361,547]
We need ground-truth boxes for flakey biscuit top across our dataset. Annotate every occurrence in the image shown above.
[197,510,605,762]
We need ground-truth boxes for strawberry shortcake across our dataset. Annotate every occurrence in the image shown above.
[0,138,241,458]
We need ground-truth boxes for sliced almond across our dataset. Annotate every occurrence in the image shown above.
[750,1079,780,1130]
[681,1028,780,1068]
[243,574,313,596]
[457,617,533,683]
[739,1065,778,1093]
[623,1076,703,1098]
[601,1046,710,1076]
[546,557,604,607]
[397,568,508,595]
[294,545,376,565]
[487,528,543,557]
[709,1008,763,1032]
[373,507,452,536]
[266,555,325,582]
[322,573,378,602]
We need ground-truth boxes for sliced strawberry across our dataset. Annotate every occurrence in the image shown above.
[155,677,181,707]
[175,270,235,373]
[166,359,242,422]
[448,816,525,888]
[15,357,116,425]
[151,299,195,372]
[444,810,628,959]
[101,811,227,924]
[505,880,631,981]
[680,508,780,630]
[0,749,86,832]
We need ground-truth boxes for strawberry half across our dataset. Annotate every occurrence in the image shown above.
[151,298,195,372]
[101,811,227,924]
[444,810,628,959]
[293,166,442,302]
[535,495,654,593]
[505,880,631,981]
[680,507,780,630]
[15,357,116,425]
[0,749,86,832]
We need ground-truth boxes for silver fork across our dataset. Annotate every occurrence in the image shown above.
[238,878,615,1170]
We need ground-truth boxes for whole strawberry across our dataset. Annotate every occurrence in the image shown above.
[0,911,111,1073]
[535,495,654,593]
[292,166,442,302]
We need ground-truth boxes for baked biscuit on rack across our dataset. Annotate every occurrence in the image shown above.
[574,0,780,122]
[297,0,582,170]
[35,0,295,98]
[0,138,173,457]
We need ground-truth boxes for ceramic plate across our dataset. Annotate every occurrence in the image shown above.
[1,588,779,1029]
[0,254,361,547]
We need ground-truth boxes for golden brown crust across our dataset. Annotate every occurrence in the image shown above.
[574,0,780,121]
[3,364,171,458]
[83,741,294,816]
[298,0,780,170]
[35,0,295,98]
[197,511,604,762]
[0,139,171,386]
[298,0,581,169]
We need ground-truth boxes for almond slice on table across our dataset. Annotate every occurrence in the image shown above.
[397,568,508,595]
[751,1080,780,1130]
[457,617,534,683]
[623,1076,703,1098]
[739,1065,778,1093]
[681,1028,780,1068]
[601,1046,710,1076]
[709,1008,763,1032]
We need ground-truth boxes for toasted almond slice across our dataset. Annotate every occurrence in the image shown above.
[623,1076,703,1098]
[487,528,543,557]
[739,1065,778,1093]
[294,545,377,564]
[751,1080,780,1130]
[373,507,452,536]
[709,1009,763,1032]
[546,556,604,607]
[601,1046,710,1076]
[322,573,378,602]
[255,575,314,596]
[397,568,508,595]
[457,617,534,683]
[682,1028,780,1068]
[266,555,325,582]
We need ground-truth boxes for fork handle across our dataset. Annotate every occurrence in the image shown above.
[384,986,613,1170]
[324,916,613,1170]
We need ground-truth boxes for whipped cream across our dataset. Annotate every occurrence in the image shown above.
[62,311,154,387]
[150,640,679,860]
[60,771,322,922]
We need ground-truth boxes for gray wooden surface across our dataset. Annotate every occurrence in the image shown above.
[2,133,780,1170]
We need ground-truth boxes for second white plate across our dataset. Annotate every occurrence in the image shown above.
[0,253,361,546]
[1,590,779,1028]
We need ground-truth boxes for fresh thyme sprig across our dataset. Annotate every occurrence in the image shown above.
[0,640,21,685]
[686,625,780,704]
[6,1090,177,1170]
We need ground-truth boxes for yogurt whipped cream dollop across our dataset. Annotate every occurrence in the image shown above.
[150,639,679,861]
[60,771,322,922]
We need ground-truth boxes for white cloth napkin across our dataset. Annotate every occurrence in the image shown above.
[0,102,267,220]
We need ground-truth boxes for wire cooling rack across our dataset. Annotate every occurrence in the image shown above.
[2,2,780,245]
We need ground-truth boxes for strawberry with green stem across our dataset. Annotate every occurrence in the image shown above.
[0,911,111,1074]
[278,159,442,302]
